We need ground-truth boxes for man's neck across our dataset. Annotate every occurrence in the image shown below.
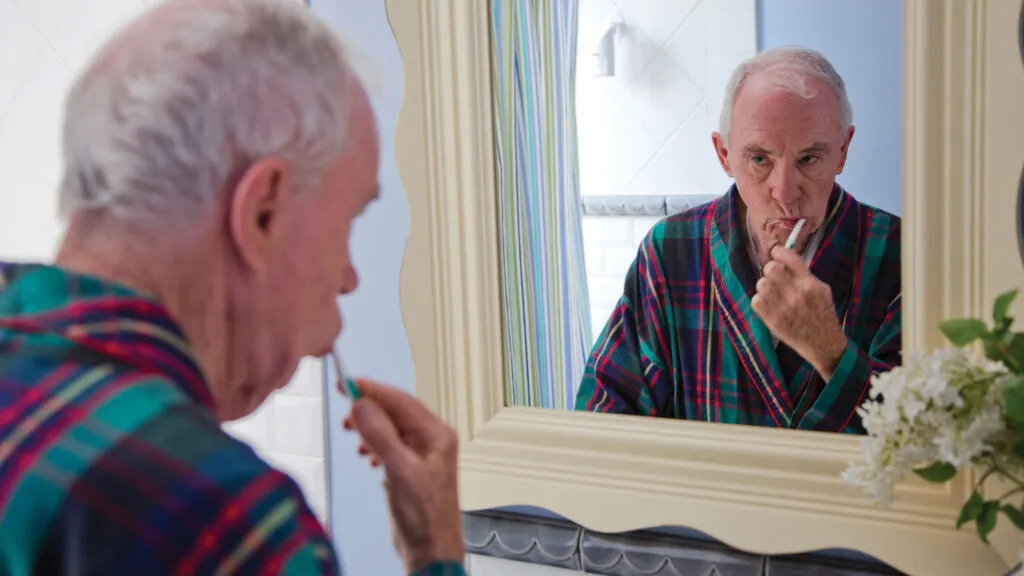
[54,219,230,411]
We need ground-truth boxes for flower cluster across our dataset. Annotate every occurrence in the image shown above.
[843,288,1024,546]
[842,349,1009,507]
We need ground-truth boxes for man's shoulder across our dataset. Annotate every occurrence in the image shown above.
[853,199,902,229]
[0,354,331,565]
[1,367,334,573]
[850,200,902,262]
[0,359,285,509]
[75,378,303,502]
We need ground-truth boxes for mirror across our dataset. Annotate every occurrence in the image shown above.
[496,0,902,435]
[1017,0,1024,272]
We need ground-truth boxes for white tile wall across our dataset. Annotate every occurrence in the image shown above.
[224,356,330,524]
[0,0,328,525]
[581,214,663,339]
[576,0,756,343]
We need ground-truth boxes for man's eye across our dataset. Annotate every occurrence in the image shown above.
[800,155,819,165]
[751,155,767,165]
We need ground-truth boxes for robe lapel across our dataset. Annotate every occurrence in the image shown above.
[807,186,860,327]
[708,187,793,427]
[791,186,862,417]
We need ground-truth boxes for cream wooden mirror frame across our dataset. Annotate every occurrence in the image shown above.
[387,1,1024,574]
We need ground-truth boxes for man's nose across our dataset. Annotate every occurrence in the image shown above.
[769,163,803,205]
[339,265,359,295]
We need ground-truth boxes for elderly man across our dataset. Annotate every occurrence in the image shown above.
[575,47,901,434]
[0,0,465,574]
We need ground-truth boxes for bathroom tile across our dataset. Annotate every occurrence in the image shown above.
[26,218,64,262]
[13,0,72,38]
[590,307,613,340]
[0,47,73,188]
[0,0,47,119]
[619,51,703,148]
[272,395,325,458]
[662,0,709,92]
[604,246,638,279]
[708,0,757,55]
[0,133,51,260]
[616,0,700,48]
[49,0,148,74]
[264,453,328,521]
[587,277,626,310]
[611,22,659,85]
[581,217,633,248]
[582,243,606,277]
[577,0,616,44]
[631,216,664,247]
[282,357,325,398]
[222,400,272,450]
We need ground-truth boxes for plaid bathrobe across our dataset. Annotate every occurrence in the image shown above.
[575,185,901,434]
[0,263,465,576]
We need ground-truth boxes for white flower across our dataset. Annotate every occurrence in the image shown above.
[842,348,1010,507]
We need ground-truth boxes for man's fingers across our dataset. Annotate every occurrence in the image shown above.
[750,293,768,320]
[350,397,418,471]
[353,379,448,443]
[761,260,792,279]
[755,276,783,305]
[769,245,810,276]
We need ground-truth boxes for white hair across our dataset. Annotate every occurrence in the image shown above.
[719,46,853,145]
[59,0,356,225]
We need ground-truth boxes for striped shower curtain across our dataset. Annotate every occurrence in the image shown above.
[490,0,591,410]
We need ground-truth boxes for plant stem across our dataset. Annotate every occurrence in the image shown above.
[988,461,1024,492]
[998,487,1024,501]
[977,465,998,490]
[991,342,1022,372]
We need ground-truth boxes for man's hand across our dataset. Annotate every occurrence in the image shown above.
[343,379,464,573]
[750,245,848,379]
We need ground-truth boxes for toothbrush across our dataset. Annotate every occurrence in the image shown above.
[784,218,807,250]
[330,350,361,399]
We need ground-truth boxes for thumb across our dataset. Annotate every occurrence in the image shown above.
[350,399,415,469]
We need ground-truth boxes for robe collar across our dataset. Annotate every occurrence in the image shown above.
[707,184,860,427]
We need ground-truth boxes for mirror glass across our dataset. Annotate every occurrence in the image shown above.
[494,0,902,434]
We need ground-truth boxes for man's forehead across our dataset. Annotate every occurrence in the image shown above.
[741,140,833,155]
[732,92,842,145]
[735,73,839,117]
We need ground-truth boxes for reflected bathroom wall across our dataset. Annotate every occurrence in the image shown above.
[577,0,758,342]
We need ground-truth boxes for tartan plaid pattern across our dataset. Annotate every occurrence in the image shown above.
[0,263,467,576]
[575,185,902,434]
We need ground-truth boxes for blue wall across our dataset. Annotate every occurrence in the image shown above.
[757,0,903,216]
[310,0,409,574]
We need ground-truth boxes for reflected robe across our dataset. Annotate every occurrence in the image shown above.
[574,185,901,434]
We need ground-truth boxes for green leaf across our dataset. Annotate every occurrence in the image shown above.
[1001,505,1024,530]
[958,491,985,529]
[987,334,1024,372]
[1004,376,1024,428]
[940,319,990,347]
[978,501,999,543]
[913,461,958,483]
[1007,334,1024,370]
[994,289,1019,324]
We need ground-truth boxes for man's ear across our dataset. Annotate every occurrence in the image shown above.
[711,131,734,177]
[836,125,856,175]
[228,157,291,272]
